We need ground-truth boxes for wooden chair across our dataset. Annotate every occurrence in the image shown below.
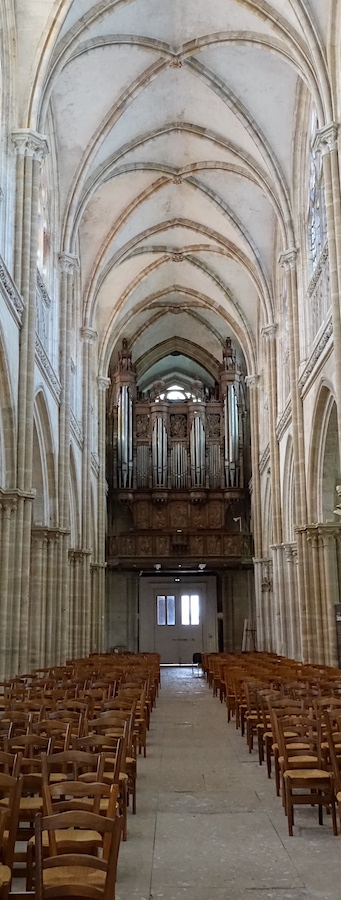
[26,780,119,890]
[276,712,337,836]
[74,735,127,840]
[0,809,11,900]
[34,808,122,900]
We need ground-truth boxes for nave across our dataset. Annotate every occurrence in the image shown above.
[116,667,340,900]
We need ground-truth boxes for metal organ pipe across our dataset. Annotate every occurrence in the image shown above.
[117,385,133,488]
[152,416,167,488]
[190,414,205,487]
[224,384,240,488]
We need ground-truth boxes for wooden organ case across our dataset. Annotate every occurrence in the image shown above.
[106,339,253,570]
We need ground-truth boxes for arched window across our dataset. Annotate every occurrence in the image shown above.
[154,382,204,402]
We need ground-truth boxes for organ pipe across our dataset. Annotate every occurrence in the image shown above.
[117,385,133,488]
[152,416,167,487]
[225,383,240,487]
[190,414,205,487]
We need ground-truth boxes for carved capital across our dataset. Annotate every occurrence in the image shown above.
[262,323,277,340]
[245,374,259,390]
[97,376,111,392]
[313,122,338,156]
[12,130,49,161]
[279,248,298,270]
[283,542,297,562]
[80,327,97,344]
[58,252,79,275]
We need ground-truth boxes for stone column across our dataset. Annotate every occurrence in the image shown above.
[262,325,282,544]
[246,375,263,650]
[280,249,310,661]
[313,124,341,461]
[28,528,46,671]
[11,130,48,675]
[69,550,82,659]
[306,527,325,663]
[80,327,97,656]
[44,531,59,665]
[283,542,300,659]
[57,252,79,663]
[0,496,17,679]
[272,545,287,655]
[97,376,110,652]
[318,525,339,667]
[246,376,262,558]
[253,560,265,649]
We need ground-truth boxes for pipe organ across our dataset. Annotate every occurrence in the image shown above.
[110,338,247,497]
[107,337,252,573]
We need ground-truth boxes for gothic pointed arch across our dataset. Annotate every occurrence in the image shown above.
[308,383,339,523]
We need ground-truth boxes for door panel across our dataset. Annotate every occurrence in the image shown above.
[154,584,204,663]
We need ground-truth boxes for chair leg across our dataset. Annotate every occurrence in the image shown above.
[285,779,294,836]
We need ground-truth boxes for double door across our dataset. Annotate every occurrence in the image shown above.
[154,583,204,664]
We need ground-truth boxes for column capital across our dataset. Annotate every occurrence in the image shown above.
[245,374,259,390]
[80,327,97,344]
[12,129,49,161]
[312,122,338,156]
[283,541,297,561]
[262,323,278,340]
[279,248,298,270]
[98,376,111,392]
[58,252,79,275]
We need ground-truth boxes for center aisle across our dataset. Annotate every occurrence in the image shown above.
[116,667,340,900]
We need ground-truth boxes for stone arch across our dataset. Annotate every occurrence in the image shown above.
[308,384,339,523]
[90,484,97,560]
[262,474,273,556]
[282,435,295,542]
[33,389,57,526]
[69,445,81,548]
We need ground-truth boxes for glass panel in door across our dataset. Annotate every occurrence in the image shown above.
[154,586,203,663]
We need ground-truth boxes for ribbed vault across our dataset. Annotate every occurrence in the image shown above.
[17,0,335,384]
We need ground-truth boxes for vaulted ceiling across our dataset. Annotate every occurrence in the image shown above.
[18,0,335,387]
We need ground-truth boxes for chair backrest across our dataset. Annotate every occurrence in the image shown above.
[0,772,23,869]
[324,708,341,793]
[41,748,105,782]
[42,779,118,818]
[75,736,123,785]
[34,808,122,900]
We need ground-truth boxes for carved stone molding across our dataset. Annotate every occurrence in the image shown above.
[0,258,25,326]
[276,401,292,442]
[80,327,97,344]
[58,252,79,275]
[36,269,51,307]
[259,445,270,476]
[279,247,298,270]
[12,129,49,161]
[283,542,297,562]
[35,334,61,403]
[97,376,111,392]
[313,122,338,156]
[91,453,100,477]
[298,316,333,395]
[262,323,278,340]
[307,243,329,297]
[245,374,259,390]
[70,410,84,448]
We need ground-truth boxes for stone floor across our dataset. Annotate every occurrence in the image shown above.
[115,666,341,900]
